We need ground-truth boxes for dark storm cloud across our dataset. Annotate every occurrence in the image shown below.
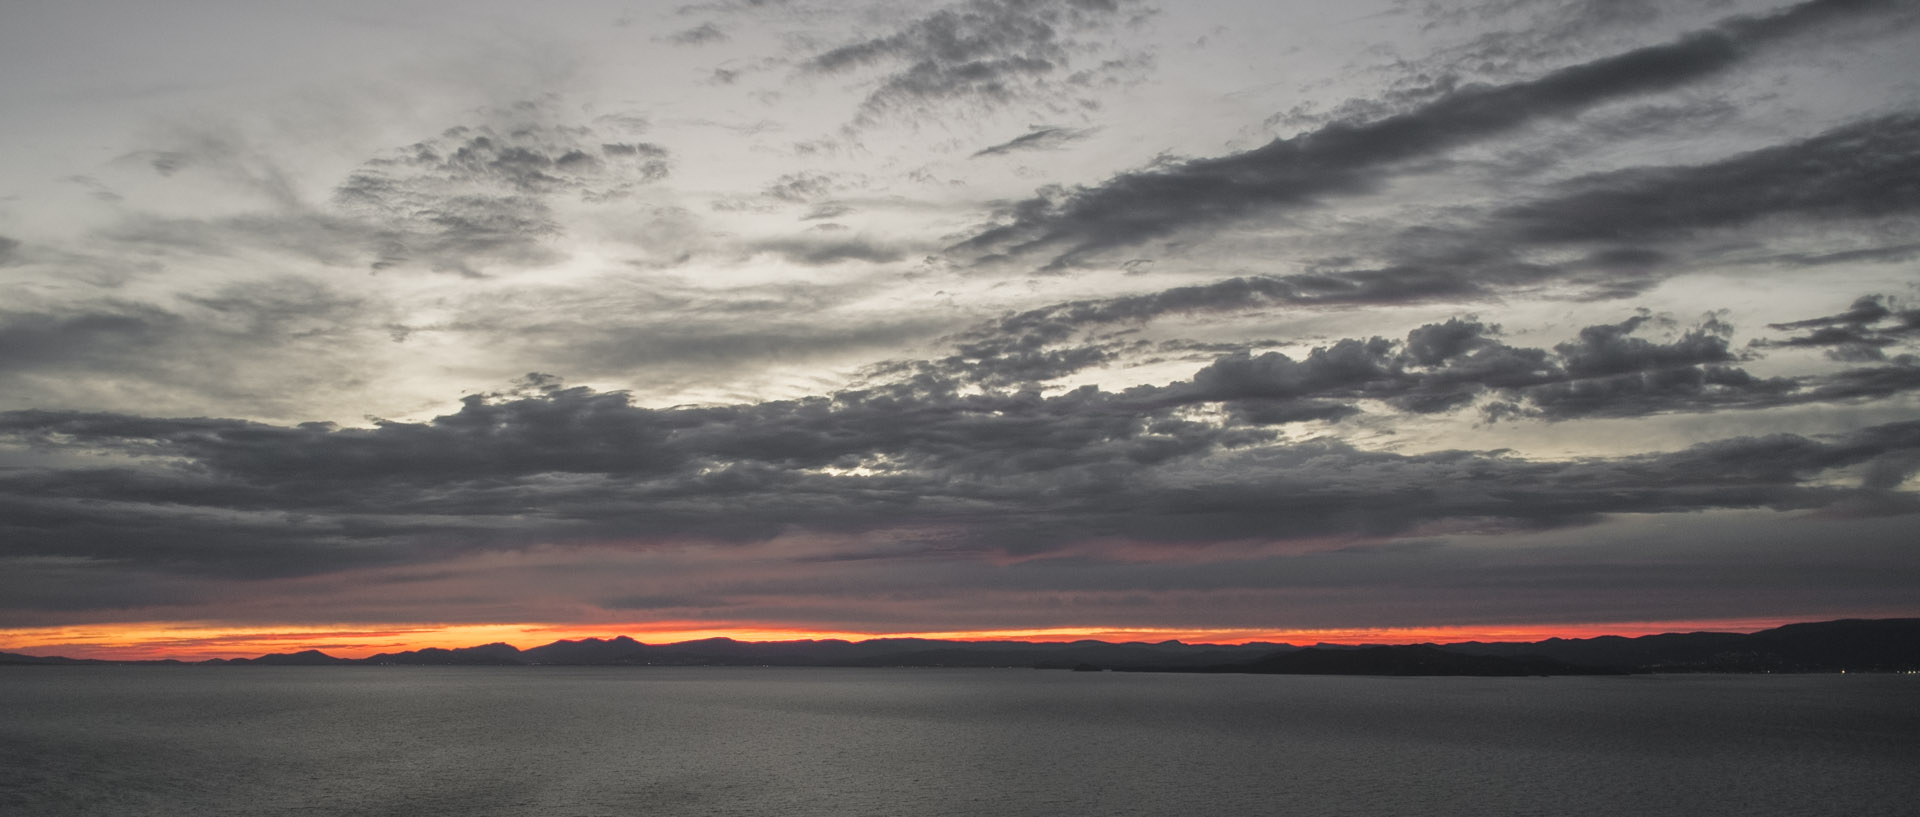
[953,0,1903,268]
[1394,0,1803,101]
[1752,294,1920,361]
[896,290,1920,424]
[6,299,1918,589]
[914,272,1521,388]
[1790,364,1920,404]
[1497,114,1920,242]
[1291,113,1920,303]
[1267,0,1716,137]
[1492,364,1798,421]
[4,379,1916,587]
[1553,314,1734,377]
[1154,313,1811,424]
[799,0,1145,126]
[1475,305,1920,421]
[971,126,1099,158]
[941,107,1920,322]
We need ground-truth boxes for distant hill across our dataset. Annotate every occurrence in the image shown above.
[0,651,106,666]
[1,651,184,666]
[224,650,354,666]
[363,643,527,666]
[3,618,1914,674]
[1440,618,1920,673]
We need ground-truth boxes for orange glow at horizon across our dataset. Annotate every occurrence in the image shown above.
[0,616,1820,661]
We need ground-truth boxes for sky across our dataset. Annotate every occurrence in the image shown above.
[2,0,1918,659]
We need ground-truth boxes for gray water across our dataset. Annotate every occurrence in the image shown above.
[2,667,1915,817]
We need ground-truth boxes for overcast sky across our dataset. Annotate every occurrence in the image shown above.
[3,0,1918,657]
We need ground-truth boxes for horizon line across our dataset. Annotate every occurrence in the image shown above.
[6,614,1904,662]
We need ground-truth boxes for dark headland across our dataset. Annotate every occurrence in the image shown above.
[3,618,1915,676]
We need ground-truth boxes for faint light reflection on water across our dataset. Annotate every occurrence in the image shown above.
[2,667,1915,817]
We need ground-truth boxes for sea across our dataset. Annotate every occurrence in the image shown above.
[2,666,1915,817]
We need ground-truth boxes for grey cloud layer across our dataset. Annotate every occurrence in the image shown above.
[801,0,1145,126]
[1496,113,1920,242]
[4,296,1916,597]
[0,281,384,420]
[947,108,1920,318]
[954,0,1906,268]
[335,123,672,275]
[1754,295,1920,361]
[909,297,1916,421]
[55,113,676,284]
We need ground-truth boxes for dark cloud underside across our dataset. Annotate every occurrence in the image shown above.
[5,294,1916,589]
[954,0,1906,268]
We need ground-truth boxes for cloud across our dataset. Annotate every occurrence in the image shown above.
[942,109,1920,317]
[4,379,1915,589]
[1754,294,1920,361]
[1154,313,1811,424]
[1398,0,1745,97]
[333,123,672,275]
[1291,114,1920,304]
[894,287,1920,427]
[0,307,182,375]
[971,125,1099,158]
[746,236,908,265]
[802,202,855,220]
[952,0,1905,268]
[9,296,1920,590]
[665,23,729,45]
[760,171,839,203]
[1496,113,1920,243]
[0,281,385,421]
[799,0,1146,126]
[70,111,678,281]
[1768,243,1920,268]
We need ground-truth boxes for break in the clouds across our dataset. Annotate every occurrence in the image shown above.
[1,0,1916,641]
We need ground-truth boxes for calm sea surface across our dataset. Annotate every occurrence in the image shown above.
[2,667,1915,817]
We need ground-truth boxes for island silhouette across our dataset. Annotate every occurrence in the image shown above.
[4,618,1915,675]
